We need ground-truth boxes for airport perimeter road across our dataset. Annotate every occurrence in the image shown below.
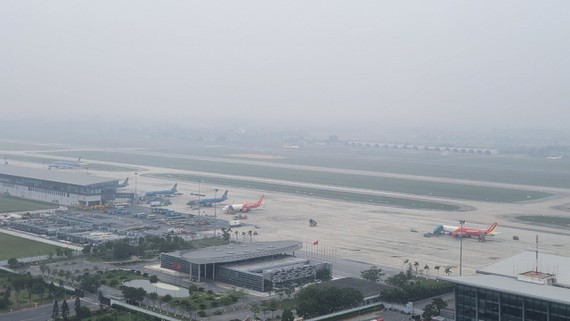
[0,297,99,321]
[0,304,53,321]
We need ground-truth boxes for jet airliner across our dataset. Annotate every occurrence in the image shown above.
[187,190,228,207]
[49,157,83,169]
[145,184,178,197]
[117,178,129,188]
[222,195,264,214]
[433,222,498,238]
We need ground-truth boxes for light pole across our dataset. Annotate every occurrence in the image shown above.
[459,219,465,276]
[197,180,202,216]
[214,188,219,237]
[134,172,138,203]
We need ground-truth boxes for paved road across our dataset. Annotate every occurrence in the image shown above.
[0,297,99,321]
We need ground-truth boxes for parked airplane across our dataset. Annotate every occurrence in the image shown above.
[117,178,129,188]
[222,195,265,214]
[145,184,178,197]
[48,157,83,169]
[187,190,228,207]
[433,222,498,238]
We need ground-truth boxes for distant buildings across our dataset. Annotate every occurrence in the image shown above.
[443,251,570,320]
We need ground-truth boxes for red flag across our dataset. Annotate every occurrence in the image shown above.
[313,240,319,245]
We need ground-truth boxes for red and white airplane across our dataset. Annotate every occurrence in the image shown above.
[222,195,265,214]
[435,222,498,238]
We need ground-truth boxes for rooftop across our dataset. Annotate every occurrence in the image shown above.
[443,274,570,305]
[476,251,570,287]
[165,240,303,264]
[223,255,313,272]
[442,251,570,304]
[0,165,117,186]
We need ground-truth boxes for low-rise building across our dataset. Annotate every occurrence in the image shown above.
[0,166,120,206]
[161,240,331,292]
[443,251,570,320]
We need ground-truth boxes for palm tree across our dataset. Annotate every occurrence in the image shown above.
[65,270,72,285]
[61,299,69,320]
[413,261,420,276]
[241,231,246,242]
[234,230,239,242]
[248,230,253,242]
[434,265,441,277]
[250,303,261,320]
[40,263,47,276]
[148,292,158,309]
[403,259,409,271]
[444,267,452,276]
[423,265,430,278]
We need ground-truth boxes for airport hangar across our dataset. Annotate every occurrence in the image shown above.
[0,166,127,207]
[443,251,570,321]
[161,240,331,292]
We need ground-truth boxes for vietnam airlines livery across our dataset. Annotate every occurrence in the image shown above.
[48,157,84,169]
[187,190,228,207]
[117,177,129,188]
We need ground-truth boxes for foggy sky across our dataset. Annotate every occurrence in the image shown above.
[1,1,569,131]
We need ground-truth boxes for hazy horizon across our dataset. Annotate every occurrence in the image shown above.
[2,1,569,131]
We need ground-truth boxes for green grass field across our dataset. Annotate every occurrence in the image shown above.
[44,147,570,189]
[0,195,59,213]
[516,215,570,228]
[45,150,553,203]
[152,173,464,211]
[0,233,61,260]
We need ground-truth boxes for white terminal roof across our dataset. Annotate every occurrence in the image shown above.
[167,240,303,264]
[444,275,570,306]
[477,251,570,287]
[0,166,117,186]
[442,251,570,304]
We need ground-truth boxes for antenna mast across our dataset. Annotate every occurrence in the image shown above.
[536,234,538,273]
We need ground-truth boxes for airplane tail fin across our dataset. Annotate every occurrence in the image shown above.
[222,190,228,199]
[172,183,178,191]
[124,177,129,185]
[258,195,265,205]
[485,222,498,235]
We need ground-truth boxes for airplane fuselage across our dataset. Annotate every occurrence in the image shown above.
[222,195,264,213]
[187,190,228,207]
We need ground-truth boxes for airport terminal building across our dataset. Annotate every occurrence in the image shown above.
[161,240,331,292]
[443,251,570,321]
[0,166,120,207]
